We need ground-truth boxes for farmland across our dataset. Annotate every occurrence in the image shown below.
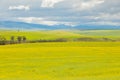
[0,30,81,41]
[1,0,120,79]
[0,42,120,80]
[0,30,120,41]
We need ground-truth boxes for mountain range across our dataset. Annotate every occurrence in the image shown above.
[0,21,120,30]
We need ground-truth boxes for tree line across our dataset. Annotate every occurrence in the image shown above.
[0,35,119,45]
[0,36,27,45]
[0,36,68,45]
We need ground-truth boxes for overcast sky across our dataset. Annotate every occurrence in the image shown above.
[0,0,120,26]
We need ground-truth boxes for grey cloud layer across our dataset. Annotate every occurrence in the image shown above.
[0,0,120,26]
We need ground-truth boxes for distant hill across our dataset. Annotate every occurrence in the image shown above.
[0,21,120,30]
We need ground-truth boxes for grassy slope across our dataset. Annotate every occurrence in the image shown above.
[72,30,120,39]
[0,30,120,41]
[0,30,81,41]
[0,42,120,80]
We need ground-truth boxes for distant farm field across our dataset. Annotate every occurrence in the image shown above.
[0,30,120,41]
[0,30,81,41]
[0,42,120,80]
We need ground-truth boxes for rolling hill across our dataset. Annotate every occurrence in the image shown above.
[0,21,120,30]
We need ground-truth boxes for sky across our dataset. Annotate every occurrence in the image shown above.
[0,0,120,26]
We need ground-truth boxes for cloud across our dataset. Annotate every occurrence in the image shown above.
[87,21,120,26]
[73,0,104,11]
[41,0,64,8]
[8,5,30,10]
[95,13,120,20]
[18,17,60,25]
[17,17,76,26]
[0,0,120,27]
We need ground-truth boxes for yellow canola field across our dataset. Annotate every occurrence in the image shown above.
[0,42,120,80]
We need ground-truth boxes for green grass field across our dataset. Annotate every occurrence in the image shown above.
[0,30,120,41]
[0,30,81,41]
[0,42,120,80]
[71,30,120,39]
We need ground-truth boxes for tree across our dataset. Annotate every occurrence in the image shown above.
[10,36,15,43]
[17,36,22,43]
[23,36,27,42]
[0,36,6,45]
